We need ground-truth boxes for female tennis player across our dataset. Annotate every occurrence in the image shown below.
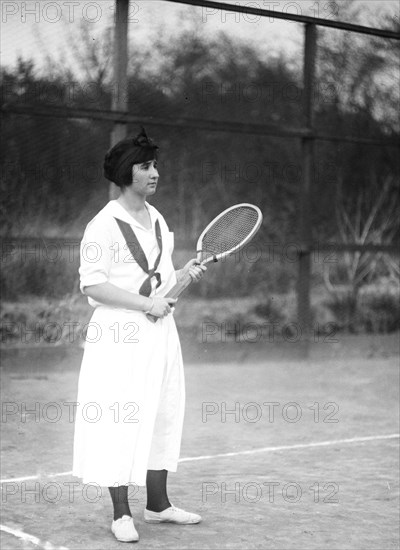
[72,127,206,543]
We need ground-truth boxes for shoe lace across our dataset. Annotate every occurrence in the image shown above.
[170,506,187,514]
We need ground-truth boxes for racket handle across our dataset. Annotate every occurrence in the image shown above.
[165,272,193,299]
[146,312,158,323]
[146,273,194,324]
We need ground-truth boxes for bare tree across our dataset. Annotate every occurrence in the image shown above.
[323,174,399,299]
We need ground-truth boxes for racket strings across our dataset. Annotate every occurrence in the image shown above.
[201,207,260,260]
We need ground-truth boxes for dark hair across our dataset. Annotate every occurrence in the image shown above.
[103,127,158,187]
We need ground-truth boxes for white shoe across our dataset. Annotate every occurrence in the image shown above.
[111,515,139,542]
[144,505,202,524]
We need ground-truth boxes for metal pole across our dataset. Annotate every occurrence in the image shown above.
[297,23,317,358]
[109,0,129,200]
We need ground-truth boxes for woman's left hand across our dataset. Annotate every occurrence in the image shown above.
[180,259,207,283]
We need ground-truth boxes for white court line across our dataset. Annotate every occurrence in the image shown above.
[0,433,398,550]
[1,433,398,483]
[1,471,72,484]
[0,524,69,550]
[178,433,400,462]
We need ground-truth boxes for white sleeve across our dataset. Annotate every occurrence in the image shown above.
[79,217,113,293]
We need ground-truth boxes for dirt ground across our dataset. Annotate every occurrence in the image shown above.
[1,334,399,549]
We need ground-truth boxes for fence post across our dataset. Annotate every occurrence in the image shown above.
[297,22,317,357]
[109,0,129,200]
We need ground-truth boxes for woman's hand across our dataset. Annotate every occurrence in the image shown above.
[178,259,207,283]
[148,297,178,318]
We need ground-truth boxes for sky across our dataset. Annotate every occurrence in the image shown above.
[1,0,399,75]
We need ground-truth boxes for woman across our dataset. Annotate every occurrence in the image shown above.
[73,127,206,543]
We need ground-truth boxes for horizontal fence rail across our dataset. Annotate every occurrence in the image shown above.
[2,105,399,148]
[1,238,399,255]
[169,0,400,39]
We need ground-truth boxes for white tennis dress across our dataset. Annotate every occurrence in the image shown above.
[72,200,185,487]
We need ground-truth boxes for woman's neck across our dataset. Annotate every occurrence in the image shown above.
[118,192,146,213]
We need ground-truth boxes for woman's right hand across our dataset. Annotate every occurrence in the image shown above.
[148,297,178,318]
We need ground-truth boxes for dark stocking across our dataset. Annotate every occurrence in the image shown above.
[146,469,171,512]
[108,485,131,520]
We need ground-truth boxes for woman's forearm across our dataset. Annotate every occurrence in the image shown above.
[83,282,153,311]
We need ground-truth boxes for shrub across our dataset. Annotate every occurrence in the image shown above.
[359,292,400,333]
[1,251,79,300]
[0,294,92,346]
[324,288,400,333]
[253,297,286,324]
[324,292,359,333]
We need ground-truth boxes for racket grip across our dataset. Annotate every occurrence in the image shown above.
[146,312,158,323]
[145,272,194,324]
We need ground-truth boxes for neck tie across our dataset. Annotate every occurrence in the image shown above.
[114,217,163,296]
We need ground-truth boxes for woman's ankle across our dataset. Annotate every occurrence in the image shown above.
[146,499,171,513]
[113,510,132,521]
[109,486,132,521]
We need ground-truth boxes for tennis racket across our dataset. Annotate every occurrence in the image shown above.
[147,203,263,322]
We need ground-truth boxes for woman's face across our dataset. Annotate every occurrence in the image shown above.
[129,159,159,196]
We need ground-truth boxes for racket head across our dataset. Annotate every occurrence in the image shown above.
[196,203,263,264]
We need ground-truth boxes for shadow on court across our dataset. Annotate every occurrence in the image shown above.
[1,334,399,549]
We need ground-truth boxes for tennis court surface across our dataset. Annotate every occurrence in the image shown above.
[1,334,399,550]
